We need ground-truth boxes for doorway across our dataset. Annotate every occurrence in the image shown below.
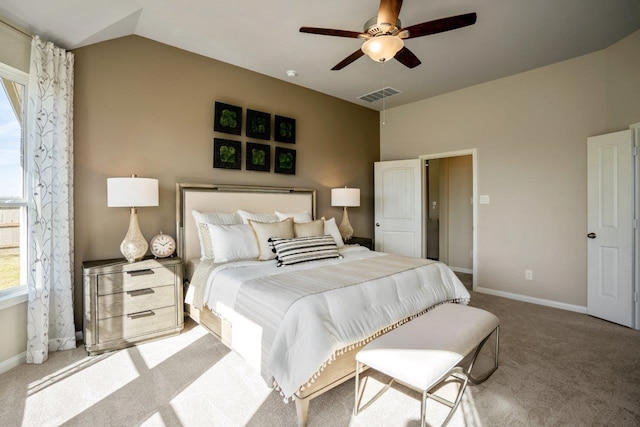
[421,150,477,291]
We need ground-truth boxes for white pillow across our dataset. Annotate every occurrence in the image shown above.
[192,210,242,260]
[238,209,279,224]
[275,211,313,223]
[323,217,344,248]
[248,218,294,260]
[206,223,259,262]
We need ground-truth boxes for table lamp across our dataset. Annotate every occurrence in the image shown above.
[107,175,159,263]
[331,187,360,241]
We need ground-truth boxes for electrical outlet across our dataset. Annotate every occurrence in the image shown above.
[525,270,533,280]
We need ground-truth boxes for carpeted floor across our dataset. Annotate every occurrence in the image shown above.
[1,283,639,427]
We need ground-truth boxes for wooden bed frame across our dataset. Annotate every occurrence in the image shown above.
[176,183,359,426]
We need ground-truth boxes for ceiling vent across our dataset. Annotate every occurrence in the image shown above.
[358,87,401,103]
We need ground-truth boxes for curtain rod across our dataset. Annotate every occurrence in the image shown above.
[0,16,32,39]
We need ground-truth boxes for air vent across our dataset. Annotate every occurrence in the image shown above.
[358,87,401,103]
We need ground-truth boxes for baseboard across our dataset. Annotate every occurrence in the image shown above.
[0,351,26,375]
[450,266,473,274]
[474,286,587,314]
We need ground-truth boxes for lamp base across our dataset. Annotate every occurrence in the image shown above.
[120,207,148,263]
[338,206,354,241]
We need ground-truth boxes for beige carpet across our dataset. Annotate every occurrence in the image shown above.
[1,288,639,427]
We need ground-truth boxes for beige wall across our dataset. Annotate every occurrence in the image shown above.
[0,302,26,364]
[72,35,379,327]
[380,29,640,307]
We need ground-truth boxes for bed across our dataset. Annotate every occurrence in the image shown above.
[176,183,470,426]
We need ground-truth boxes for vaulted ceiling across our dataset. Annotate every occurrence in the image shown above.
[1,0,639,110]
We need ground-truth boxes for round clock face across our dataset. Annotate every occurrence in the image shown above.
[150,232,176,258]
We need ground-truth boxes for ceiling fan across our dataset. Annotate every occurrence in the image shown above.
[300,0,476,70]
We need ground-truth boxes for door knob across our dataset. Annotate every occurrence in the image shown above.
[587,233,596,239]
[375,223,380,227]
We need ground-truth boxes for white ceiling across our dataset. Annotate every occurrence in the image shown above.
[2,0,639,110]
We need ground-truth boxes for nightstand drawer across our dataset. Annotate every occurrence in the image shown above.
[98,306,177,343]
[97,284,176,319]
[98,266,176,295]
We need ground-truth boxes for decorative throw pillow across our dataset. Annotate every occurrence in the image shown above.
[275,211,313,223]
[192,210,242,260]
[322,217,345,248]
[249,218,295,260]
[207,223,259,262]
[294,219,325,238]
[269,235,341,267]
[238,209,279,224]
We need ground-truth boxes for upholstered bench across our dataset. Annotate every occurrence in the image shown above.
[354,303,499,427]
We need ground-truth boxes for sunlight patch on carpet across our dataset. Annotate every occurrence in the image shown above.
[135,322,209,369]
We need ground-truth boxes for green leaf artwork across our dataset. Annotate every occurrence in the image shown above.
[278,152,293,169]
[279,122,293,138]
[220,145,236,163]
[251,117,267,134]
[219,109,237,129]
[246,109,271,140]
[274,147,295,174]
[252,148,266,166]
[246,142,270,172]
[274,115,295,144]
[214,138,241,170]
[214,102,242,135]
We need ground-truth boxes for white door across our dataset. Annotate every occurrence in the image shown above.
[374,159,423,257]
[587,130,634,327]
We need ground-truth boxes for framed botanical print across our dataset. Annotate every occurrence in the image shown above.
[246,142,270,172]
[246,109,271,140]
[213,138,241,170]
[274,146,296,175]
[214,102,242,135]
[274,115,296,144]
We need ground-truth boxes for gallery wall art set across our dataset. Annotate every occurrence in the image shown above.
[213,101,296,175]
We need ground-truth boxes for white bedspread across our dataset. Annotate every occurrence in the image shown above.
[190,247,470,399]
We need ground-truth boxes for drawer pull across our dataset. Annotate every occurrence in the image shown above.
[127,269,155,277]
[128,310,155,319]
[126,288,155,297]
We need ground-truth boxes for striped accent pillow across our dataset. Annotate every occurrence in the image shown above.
[269,235,341,267]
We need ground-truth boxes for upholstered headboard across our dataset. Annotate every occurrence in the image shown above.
[176,184,316,262]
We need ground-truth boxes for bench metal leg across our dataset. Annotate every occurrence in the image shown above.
[422,367,468,427]
[356,363,469,427]
[354,325,499,425]
[467,325,500,385]
[354,361,396,416]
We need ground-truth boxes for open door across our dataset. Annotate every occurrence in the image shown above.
[587,130,634,327]
[374,159,423,257]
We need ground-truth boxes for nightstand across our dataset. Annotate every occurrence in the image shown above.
[83,257,184,355]
[346,236,373,250]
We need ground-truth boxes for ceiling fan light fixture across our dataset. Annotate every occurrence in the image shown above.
[361,35,404,63]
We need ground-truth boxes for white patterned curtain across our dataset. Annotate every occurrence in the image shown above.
[26,36,76,364]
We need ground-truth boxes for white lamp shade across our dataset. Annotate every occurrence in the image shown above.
[331,187,360,207]
[107,177,159,207]
[361,35,404,63]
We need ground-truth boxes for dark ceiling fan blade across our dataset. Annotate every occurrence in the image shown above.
[402,13,477,39]
[331,49,365,70]
[377,0,403,26]
[394,46,421,68]
[300,27,363,39]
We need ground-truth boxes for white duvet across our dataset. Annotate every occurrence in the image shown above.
[188,246,470,399]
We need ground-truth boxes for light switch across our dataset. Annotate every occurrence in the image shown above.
[480,195,490,204]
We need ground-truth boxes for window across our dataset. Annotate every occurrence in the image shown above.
[0,62,28,297]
